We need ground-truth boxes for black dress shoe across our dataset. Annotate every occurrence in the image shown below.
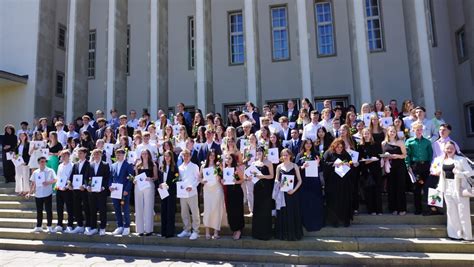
[145,232,153,236]
[138,233,144,237]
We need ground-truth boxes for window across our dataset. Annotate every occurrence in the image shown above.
[314,96,348,112]
[267,99,300,114]
[466,102,474,136]
[364,0,384,52]
[56,71,65,96]
[58,24,67,50]
[426,0,437,47]
[88,30,96,79]
[126,25,130,75]
[188,16,195,69]
[456,26,468,64]
[228,11,244,65]
[314,1,336,57]
[270,6,290,61]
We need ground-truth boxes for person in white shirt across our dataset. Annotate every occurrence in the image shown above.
[413,106,437,142]
[66,123,80,140]
[54,150,74,233]
[403,108,417,132]
[55,121,68,147]
[27,156,56,233]
[318,108,333,133]
[302,110,321,141]
[177,149,201,240]
[135,132,159,161]
[431,110,446,136]
[331,119,342,138]
[127,109,139,129]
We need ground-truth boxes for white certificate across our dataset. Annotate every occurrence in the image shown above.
[6,152,14,161]
[267,148,279,164]
[158,187,170,199]
[91,176,103,192]
[289,122,296,129]
[35,172,46,187]
[280,174,295,192]
[157,129,163,138]
[380,117,393,128]
[334,159,350,178]
[347,149,359,163]
[110,183,123,199]
[305,160,319,177]
[239,139,249,152]
[135,172,150,191]
[223,167,235,185]
[127,151,137,164]
[427,188,444,208]
[203,167,216,186]
[363,113,373,127]
[282,140,290,148]
[104,143,114,155]
[56,176,68,189]
[176,181,190,198]
[72,174,83,190]
[41,148,50,158]
[12,156,25,167]
[31,141,46,149]
[172,125,180,136]
[245,165,262,184]
[176,141,186,150]
[246,149,256,164]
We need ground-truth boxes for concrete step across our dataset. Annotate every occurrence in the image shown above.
[0,218,448,238]
[1,238,472,266]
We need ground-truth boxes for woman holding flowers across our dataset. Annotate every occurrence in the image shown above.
[295,139,324,231]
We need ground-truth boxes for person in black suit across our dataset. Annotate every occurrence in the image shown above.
[236,121,253,150]
[177,138,200,166]
[36,118,54,136]
[85,148,111,236]
[236,114,253,138]
[271,104,282,122]
[158,150,179,238]
[277,116,292,148]
[80,115,97,140]
[198,129,222,163]
[288,129,302,161]
[95,118,107,141]
[245,102,261,131]
[282,100,299,126]
[69,147,92,234]
[2,125,17,183]
[117,115,135,137]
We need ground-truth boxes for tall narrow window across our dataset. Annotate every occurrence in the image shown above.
[456,26,468,64]
[56,71,65,96]
[426,0,437,47]
[228,11,244,65]
[126,25,130,75]
[365,0,384,52]
[58,24,67,50]
[314,1,336,57]
[88,30,96,79]
[270,5,290,61]
[188,16,195,69]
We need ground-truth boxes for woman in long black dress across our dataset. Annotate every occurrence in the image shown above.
[222,153,245,240]
[295,139,324,231]
[357,129,383,215]
[158,150,178,238]
[274,149,303,241]
[2,125,17,183]
[382,126,407,215]
[249,147,274,240]
[322,138,353,227]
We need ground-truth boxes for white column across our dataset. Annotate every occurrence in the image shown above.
[196,0,206,112]
[244,0,259,104]
[296,0,312,100]
[414,0,435,115]
[353,0,371,104]
[150,0,158,120]
[106,0,116,118]
[65,0,77,123]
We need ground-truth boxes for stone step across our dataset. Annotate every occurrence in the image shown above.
[0,218,448,238]
[1,238,472,266]
[0,228,472,254]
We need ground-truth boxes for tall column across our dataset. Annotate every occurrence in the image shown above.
[296,0,312,100]
[149,0,168,120]
[463,0,474,86]
[65,0,90,123]
[244,0,261,106]
[106,0,128,119]
[195,0,213,113]
[348,0,372,107]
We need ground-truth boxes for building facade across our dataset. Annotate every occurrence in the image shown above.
[0,0,473,149]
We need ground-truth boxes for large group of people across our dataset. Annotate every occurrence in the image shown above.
[1,99,473,241]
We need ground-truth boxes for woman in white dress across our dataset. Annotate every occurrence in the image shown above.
[28,131,45,170]
[200,149,226,239]
[15,132,31,195]
[435,141,473,241]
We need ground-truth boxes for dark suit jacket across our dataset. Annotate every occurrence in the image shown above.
[158,165,179,195]
[88,161,111,192]
[15,142,30,165]
[278,128,292,141]
[69,160,92,189]
[283,109,299,122]
[95,127,106,141]
[198,142,222,163]
[288,139,302,159]
[109,161,134,194]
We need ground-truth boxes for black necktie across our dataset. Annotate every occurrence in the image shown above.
[336,130,339,138]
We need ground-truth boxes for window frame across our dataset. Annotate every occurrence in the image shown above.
[465,101,474,137]
[314,0,337,57]
[188,16,195,70]
[223,102,247,124]
[314,95,350,112]
[57,23,67,50]
[270,4,291,62]
[364,0,385,53]
[455,25,468,64]
[267,98,300,114]
[55,71,65,97]
[228,10,245,66]
[88,29,97,79]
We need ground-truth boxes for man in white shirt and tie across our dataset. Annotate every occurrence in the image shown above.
[177,149,201,240]
[127,109,139,129]
[331,119,342,138]
[302,110,321,141]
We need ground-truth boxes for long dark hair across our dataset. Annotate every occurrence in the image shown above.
[204,149,218,168]
[299,139,316,155]
[161,150,176,172]
[137,149,154,170]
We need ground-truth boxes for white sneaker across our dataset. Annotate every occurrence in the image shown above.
[46,226,53,233]
[71,226,84,234]
[189,232,199,240]
[85,228,98,236]
[112,227,124,235]
[122,228,130,236]
[32,227,43,233]
[85,227,91,233]
[53,226,63,233]
[177,230,191,238]
[99,229,106,236]
[64,226,73,233]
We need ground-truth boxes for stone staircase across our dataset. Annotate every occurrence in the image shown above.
[0,180,473,265]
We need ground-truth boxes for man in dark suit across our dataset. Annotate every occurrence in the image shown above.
[116,115,135,137]
[86,148,111,236]
[69,147,92,234]
[277,116,292,148]
[198,129,222,162]
[95,118,107,141]
[236,121,253,150]
[288,129,302,160]
[177,138,200,166]
[108,148,134,236]
[80,115,97,140]
[236,114,253,137]
[282,100,299,128]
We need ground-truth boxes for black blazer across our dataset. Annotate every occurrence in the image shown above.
[288,139,302,158]
[198,142,222,163]
[283,109,299,122]
[88,161,111,192]
[278,128,292,141]
[15,142,30,165]
[69,160,92,189]
[158,165,179,195]
[95,127,106,141]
